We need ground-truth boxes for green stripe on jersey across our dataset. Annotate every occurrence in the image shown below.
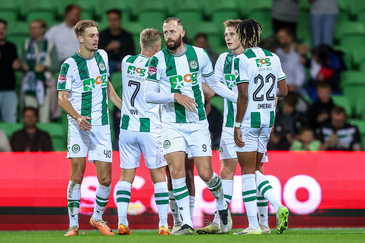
[101,88,109,125]
[163,48,177,76]
[251,112,261,128]
[234,57,240,81]
[58,63,70,90]
[139,118,151,132]
[186,45,199,72]
[126,55,138,64]
[121,114,130,130]
[262,49,273,56]
[226,101,234,127]
[192,85,206,121]
[224,52,234,74]
[94,51,107,75]
[81,92,92,118]
[147,56,159,81]
[269,111,275,127]
[243,49,256,59]
[71,53,89,80]
[171,88,186,123]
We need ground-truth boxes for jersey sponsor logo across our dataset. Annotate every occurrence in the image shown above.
[99,63,106,71]
[189,59,198,69]
[72,144,80,153]
[163,140,171,149]
[256,58,271,67]
[148,66,156,76]
[83,73,108,91]
[224,74,236,88]
[128,65,146,77]
[169,72,198,89]
[58,75,66,84]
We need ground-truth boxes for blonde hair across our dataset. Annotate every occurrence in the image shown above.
[237,19,262,48]
[223,19,242,29]
[140,28,161,50]
[74,20,98,37]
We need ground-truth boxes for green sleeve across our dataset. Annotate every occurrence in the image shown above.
[290,140,304,151]
[308,140,321,151]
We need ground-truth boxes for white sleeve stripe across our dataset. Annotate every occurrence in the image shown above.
[202,70,214,77]
[145,78,159,83]
[278,76,286,81]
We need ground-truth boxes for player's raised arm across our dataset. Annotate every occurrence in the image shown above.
[202,51,238,103]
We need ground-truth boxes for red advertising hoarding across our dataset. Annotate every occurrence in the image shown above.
[0,151,365,230]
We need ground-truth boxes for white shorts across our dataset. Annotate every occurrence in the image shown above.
[119,129,167,169]
[220,129,269,162]
[235,127,272,154]
[67,122,112,163]
[162,121,212,157]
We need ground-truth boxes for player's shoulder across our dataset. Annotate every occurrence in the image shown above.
[122,54,135,63]
[62,56,77,69]
[190,45,207,56]
[97,49,108,60]
[218,51,230,60]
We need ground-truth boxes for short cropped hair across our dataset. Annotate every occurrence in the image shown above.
[23,107,38,118]
[316,81,331,90]
[107,9,122,19]
[164,17,183,27]
[332,106,346,115]
[194,33,207,41]
[223,19,242,29]
[278,27,294,39]
[140,28,161,49]
[283,92,298,108]
[0,19,7,27]
[65,4,81,16]
[31,19,47,29]
[74,20,98,37]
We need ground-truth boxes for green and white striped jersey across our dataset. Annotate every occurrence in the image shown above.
[215,51,238,133]
[57,49,110,125]
[146,45,213,123]
[120,54,161,132]
[234,47,286,128]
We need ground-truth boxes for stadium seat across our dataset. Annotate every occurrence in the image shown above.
[331,95,352,118]
[297,11,311,43]
[336,0,350,27]
[37,123,67,151]
[349,0,365,18]
[0,0,18,22]
[340,71,365,86]
[132,0,166,31]
[205,0,239,35]
[95,0,130,25]
[238,0,272,19]
[335,21,365,52]
[0,123,23,140]
[6,22,29,55]
[167,0,202,38]
[210,95,224,115]
[123,22,144,53]
[333,45,352,70]
[248,11,274,40]
[354,96,365,119]
[341,87,365,114]
[21,0,56,23]
[352,45,365,70]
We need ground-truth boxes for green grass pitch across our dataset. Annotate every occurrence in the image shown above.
[1,229,365,243]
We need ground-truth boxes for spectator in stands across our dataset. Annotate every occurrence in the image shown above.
[290,126,320,151]
[194,33,219,66]
[0,129,11,152]
[272,0,300,38]
[316,106,361,151]
[269,92,306,150]
[99,9,135,74]
[307,82,334,131]
[0,19,21,123]
[310,45,346,92]
[11,107,53,152]
[309,0,338,49]
[21,19,60,123]
[45,4,81,64]
[276,27,306,97]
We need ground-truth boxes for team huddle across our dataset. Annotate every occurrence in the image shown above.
[57,17,289,236]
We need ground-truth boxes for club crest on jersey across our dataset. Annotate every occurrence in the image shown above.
[58,75,66,84]
[189,59,198,69]
[99,62,106,71]
[163,140,171,149]
[169,72,198,89]
[148,66,156,76]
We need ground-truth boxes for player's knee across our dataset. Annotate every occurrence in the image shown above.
[198,170,213,182]
[220,168,234,180]
[98,176,111,187]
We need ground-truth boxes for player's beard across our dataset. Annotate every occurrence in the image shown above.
[165,35,182,51]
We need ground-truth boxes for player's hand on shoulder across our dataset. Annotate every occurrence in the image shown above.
[234,127,245,147]
[174,93,198,112]
[76,116,92,131]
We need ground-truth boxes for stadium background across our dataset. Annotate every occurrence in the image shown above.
[0,0,365,230]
